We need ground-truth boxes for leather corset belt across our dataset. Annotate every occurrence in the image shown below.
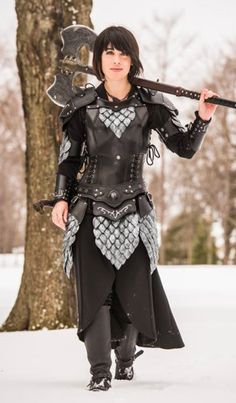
[74,180,147,207]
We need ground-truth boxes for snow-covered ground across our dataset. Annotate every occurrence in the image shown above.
[1,255,236,402]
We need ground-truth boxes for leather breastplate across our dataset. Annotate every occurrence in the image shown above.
[80,94,149,186]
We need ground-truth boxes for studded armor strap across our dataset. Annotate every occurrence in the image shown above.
[76,181,147,207]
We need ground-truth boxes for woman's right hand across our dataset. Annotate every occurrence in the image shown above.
[51,200,69,231]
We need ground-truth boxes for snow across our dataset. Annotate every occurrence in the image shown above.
[1,256,236,402]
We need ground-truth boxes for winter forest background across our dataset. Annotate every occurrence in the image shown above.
[1,0,236,265]
[0,0,236,330]
[1,1,236,401]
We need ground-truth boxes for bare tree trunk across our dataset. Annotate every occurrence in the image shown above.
[1,0,93,332]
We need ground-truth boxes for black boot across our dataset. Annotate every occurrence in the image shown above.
[84,305,112,391]
[87,376,111,392]
[114,323,144,380]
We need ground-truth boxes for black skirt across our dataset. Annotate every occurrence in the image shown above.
[72,211,185,350]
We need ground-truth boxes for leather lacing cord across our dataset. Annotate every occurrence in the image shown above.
[146,143,160,165]
[77,107,90,174]
[78,142,89,174]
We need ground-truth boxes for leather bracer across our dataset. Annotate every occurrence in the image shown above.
[158,110,211,155]
[188,111,211,151]
[53,173,78,203]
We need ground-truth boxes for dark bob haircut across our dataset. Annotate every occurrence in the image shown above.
[92,26,143,82]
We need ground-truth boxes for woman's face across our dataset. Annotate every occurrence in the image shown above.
[101,42,132,81]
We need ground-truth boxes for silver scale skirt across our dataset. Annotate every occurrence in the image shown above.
[62,209,159,279]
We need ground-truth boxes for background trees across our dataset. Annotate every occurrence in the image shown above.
[161,47,236,264]
[1,2,235,334]
[1,0,93,332]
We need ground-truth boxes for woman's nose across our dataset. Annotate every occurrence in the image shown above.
[113,54,121,64]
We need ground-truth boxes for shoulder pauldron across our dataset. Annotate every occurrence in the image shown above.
[59,86,97,128]
[137,87,178,115]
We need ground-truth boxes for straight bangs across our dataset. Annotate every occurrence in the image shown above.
[101,30,134,56]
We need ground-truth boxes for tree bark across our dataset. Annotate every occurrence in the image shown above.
[0,0,93,331]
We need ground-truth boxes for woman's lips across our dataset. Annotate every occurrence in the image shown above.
[110,68,123,71]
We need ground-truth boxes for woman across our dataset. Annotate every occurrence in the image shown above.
[51,26,218,391]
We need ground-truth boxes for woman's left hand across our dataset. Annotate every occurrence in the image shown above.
[198,88,219,121]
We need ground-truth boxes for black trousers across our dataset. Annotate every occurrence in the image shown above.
[72,213,185,352]
[83,297,139,379]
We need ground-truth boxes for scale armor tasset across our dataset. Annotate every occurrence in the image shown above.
[58,132,72,165]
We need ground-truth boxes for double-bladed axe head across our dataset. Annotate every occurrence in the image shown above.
[60,24,97,60]
[47,24,97,107]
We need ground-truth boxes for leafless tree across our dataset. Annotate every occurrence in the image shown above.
[165,46,236,264]
[142,14,195,263]
[1,0,93,332]
[0,41,26,253]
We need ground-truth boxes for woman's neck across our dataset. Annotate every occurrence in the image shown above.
[103,79,132,101]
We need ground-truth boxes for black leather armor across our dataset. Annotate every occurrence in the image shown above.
[53,84,211,207]
[75,93,150,213]
[34,83,211,278]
